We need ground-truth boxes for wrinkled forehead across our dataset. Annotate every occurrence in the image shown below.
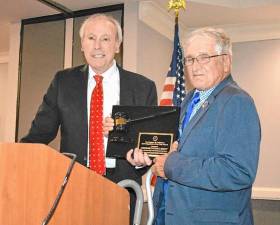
[84,17,117,35]
[184,35,216,55]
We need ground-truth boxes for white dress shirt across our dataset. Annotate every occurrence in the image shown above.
[87,60,120,168]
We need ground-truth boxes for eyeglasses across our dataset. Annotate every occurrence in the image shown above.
[184,53,228,66]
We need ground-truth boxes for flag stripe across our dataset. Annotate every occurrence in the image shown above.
[160,91,173,99]
[164,77,177,84]
[159,99,173,106]
[163,84,175,92]
[159,22,186,107]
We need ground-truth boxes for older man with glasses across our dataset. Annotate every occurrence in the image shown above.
[127,27,261,225]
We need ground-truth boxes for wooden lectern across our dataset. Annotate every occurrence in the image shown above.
[0,143,129,225]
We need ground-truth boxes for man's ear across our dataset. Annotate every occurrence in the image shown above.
[223,54,232,74]
[81,39,85,52]
[115,41,121,54]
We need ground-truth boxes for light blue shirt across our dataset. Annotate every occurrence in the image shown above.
[189,87,216,120]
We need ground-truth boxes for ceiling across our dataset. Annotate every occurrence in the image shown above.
[1,0,280,53]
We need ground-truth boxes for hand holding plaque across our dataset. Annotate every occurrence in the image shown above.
[106,106,180,159]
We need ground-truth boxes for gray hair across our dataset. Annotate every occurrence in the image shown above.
[79,13,123,44]
[184,27,232,56]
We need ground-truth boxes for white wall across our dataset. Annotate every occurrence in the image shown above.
[232,39,280,196]
[123,2,139,73]
[0,62,8,142]
[123,2,173,101]
[137,20,173,99]
[4,23,20,142]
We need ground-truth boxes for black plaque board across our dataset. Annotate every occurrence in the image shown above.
[106,105,180,159]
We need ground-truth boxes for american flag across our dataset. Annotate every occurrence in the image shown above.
[159,20,186,106]
[151,19,186,186]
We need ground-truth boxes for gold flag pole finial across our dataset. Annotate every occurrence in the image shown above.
[168,0,186,18]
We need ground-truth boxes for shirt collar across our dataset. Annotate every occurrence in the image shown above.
[195,86,215,95]
[88,60,118,82]
[193,85,216,101]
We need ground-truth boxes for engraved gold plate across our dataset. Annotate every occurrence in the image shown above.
[137,132,174,158]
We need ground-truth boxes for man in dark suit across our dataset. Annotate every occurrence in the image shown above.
[127,27,261,225]
[21,13,157,223]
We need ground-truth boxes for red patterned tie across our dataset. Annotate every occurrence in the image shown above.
[89,75,105,175]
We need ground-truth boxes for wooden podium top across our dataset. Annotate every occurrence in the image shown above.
[0,143,129,225]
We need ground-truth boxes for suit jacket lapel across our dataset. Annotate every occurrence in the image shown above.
[179,96,212,147]
[179,75,234,147]
[79,65,89,136]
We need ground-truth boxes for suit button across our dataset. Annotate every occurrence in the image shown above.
[83,156,87,161]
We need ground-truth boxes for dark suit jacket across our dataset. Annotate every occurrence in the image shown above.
[21,64,157,185]
[153,75,261,225]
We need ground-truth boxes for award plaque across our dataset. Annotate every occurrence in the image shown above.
[106,106,180,159]
[138,132,174,158]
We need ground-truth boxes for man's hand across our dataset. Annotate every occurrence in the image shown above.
[152,141,178,178]
[126,148,153,167]
[103,117,114,136]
